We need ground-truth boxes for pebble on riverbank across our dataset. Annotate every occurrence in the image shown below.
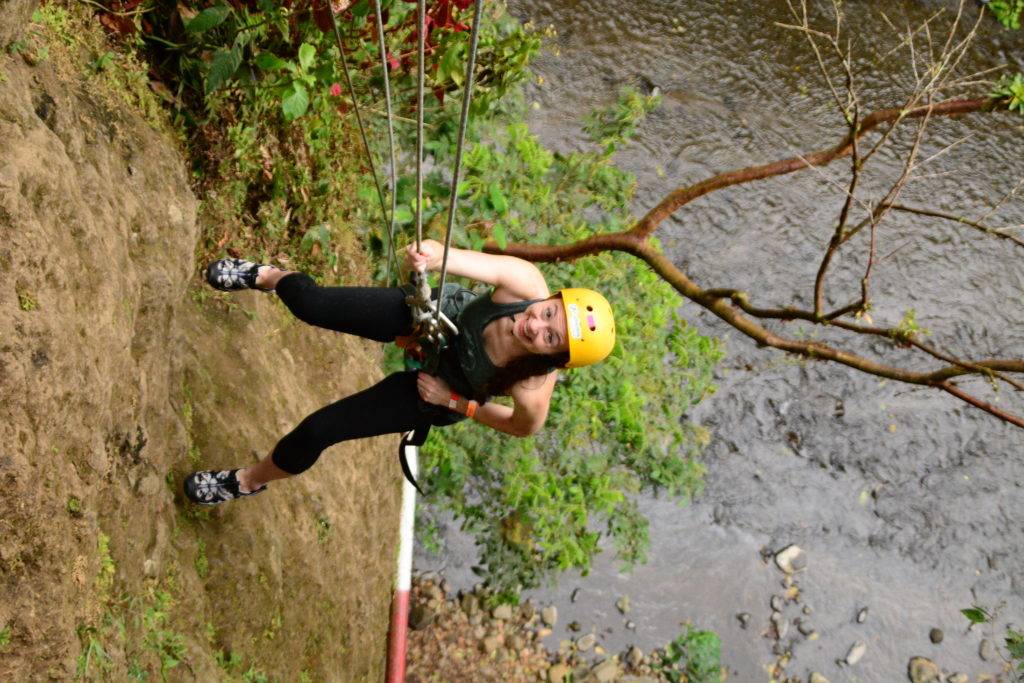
[405,574,684,682]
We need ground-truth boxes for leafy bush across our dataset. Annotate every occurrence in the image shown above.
[986,0,1024,29]
[656,627,723,683]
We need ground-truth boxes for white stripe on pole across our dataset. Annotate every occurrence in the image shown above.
[396,445,418,591]
[387,441,418,682]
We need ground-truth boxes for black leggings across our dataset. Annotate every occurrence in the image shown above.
[269,273,461,475]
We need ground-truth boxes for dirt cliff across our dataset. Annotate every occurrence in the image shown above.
[0,8,399,680]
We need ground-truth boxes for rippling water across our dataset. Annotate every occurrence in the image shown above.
[418,1,1024,680]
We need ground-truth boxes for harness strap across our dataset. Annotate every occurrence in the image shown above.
[398,429,428,495]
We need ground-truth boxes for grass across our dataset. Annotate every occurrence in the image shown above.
[194,538,209,579]
[17,287,37,311]
[315,516,331,545]
[67,495,83,517]
[0,626,10,649]
[28,1,171,135]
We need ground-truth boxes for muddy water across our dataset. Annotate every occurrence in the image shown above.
[418,1,1023,680]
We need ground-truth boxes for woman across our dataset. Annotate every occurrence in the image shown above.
[183,240,615,505]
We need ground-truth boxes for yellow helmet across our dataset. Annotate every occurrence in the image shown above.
[559,288,616,368]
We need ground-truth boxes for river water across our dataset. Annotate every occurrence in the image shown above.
[417,1,1024,680]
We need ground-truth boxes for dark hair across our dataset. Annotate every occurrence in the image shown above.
[484,350,570,397]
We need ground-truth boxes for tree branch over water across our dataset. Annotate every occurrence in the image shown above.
[487,2,1024,428]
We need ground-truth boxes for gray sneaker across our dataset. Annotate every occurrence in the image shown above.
[205,258,267,291]
[183,469,266,505]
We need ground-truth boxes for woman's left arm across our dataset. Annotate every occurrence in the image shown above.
[417,371,557,437]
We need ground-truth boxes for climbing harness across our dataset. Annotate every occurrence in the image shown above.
[327,0,485,491]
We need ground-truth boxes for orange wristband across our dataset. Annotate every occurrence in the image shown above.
[465,400,478,419]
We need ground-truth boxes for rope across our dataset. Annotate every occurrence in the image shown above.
[327,6,398,284]
[415,0,425,252]
[372,0,399,286]
[325,0,484,349]
[432,0,485,329]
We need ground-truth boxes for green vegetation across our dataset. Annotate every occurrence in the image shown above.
[141,586,187,680]
[993,73,1024,114]
[194,538,209,578]
[986,0,1024,29]
[655,627,723,683]
[962,606,1024,679]
[16,287,37,312]
[315,516,332,545]
[0,626,10,649]
[67,495,83,517]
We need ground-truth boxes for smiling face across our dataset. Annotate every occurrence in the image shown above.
[511,298,569,356]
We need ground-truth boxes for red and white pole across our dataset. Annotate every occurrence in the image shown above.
[386,443,418,682]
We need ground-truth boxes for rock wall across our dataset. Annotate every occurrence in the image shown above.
[0,14,399,681]
[0,0,36,48]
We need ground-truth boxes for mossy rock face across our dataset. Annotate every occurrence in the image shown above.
[0,12,396,681]
[0,0,36,48]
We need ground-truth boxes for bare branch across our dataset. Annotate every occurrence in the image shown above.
[886,204,1024,248]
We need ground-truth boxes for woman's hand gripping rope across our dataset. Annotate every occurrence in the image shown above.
[402,242,458,342]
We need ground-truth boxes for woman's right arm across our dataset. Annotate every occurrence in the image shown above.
[405,240,549,302]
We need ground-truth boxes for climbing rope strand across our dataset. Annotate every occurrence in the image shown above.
[327,7,398,284]
[415,0,425,252]
[372,0,400,286]
[433,0,485,329]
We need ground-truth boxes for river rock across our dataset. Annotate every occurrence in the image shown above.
[979,638,996,661]
[626,646,643,668]
[537,627,553,639]
[549,663,571,683]
[472,625,486,640]
[844,641,866,665]
[946,674,968,683]
[737,612,751,629]
[520,600,536,621]
[568,620,581,632]
[542,605,558,627]
[856,607,868,623]
[616,595,631,614]
[803,605,813,615]
[577,633,597,651]
[928,628,943,644]
[460,594,479,617]
[907,656,940,683]
[508,634,525,651]
[798,620,816,636]
[808,673,829,683]
[771,611,788,639]
[409,603,434,630]
[771,595,783,611]
[491,604,514,621]
[480,635,501,655]
[775,545,807,573]
[591,659,621,682]
[625,620,636,630]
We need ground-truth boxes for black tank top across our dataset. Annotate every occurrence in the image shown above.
[433,286,540,403]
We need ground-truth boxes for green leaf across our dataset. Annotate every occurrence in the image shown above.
[488,183,508,215]
[393,206,414,224]
[492,223,507,249]
[298,43,316,72]
[205,47,242,94]
[282,82,309,121]
[186,5,231,34]
[254,52,289,71]
[961,606,991,625]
